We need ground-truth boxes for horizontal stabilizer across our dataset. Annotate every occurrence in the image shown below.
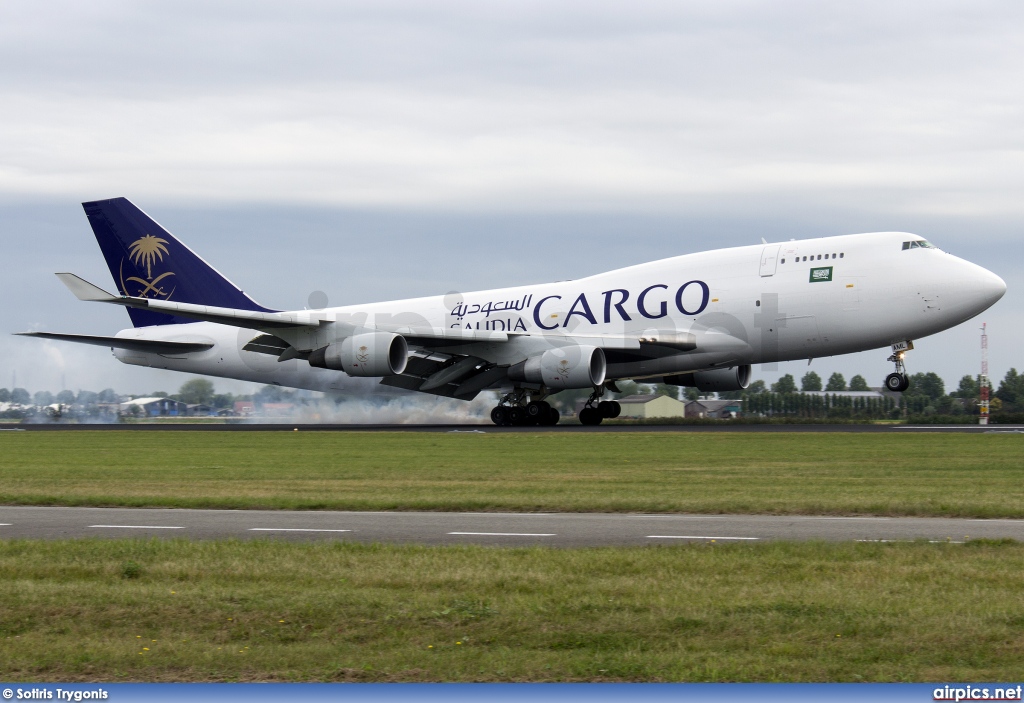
[56,273,117,302]
[54,273,321,332]
[16,332,213,354]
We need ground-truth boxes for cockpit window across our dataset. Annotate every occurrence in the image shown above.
[902,240,935,250]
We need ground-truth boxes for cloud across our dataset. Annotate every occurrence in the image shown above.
[1,2,1023,212]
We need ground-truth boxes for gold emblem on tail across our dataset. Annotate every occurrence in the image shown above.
[120,234,176,299]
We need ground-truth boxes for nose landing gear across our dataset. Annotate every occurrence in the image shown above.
[884,341,913,392]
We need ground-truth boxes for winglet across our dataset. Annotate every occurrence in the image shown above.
[55,273,118,302]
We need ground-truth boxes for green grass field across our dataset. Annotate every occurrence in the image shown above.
[1,538,1023,682]
[0,431,1022,516]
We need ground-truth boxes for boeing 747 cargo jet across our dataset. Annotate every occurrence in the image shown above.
[19,198,1006,425]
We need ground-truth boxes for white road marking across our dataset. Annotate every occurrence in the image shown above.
[0,523,11,526]
[631,515,733,519]
[892,426,1024,430]
[858,539,965,544]
[248,528,352,533]
[447,532,556,537]
[89,525,184,529]
[458,512,554,516]
[647,535,759,540]
[796,516,891,520]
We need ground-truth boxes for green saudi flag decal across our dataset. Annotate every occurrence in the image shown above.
[809,266,833,282]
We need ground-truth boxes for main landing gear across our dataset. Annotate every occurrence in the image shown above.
[489,388,624,427]
[884,341,913,392]
[578,388,621,426]
[490,390,560,427]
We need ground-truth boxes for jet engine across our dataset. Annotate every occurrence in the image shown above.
[508,345,606,390]
[308,332,408,377]
[664,364,751,392]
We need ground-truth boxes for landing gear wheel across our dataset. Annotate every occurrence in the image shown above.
[885,373,901,392]
[885,373,909,392]
[579,407,603,426]
[544,407,561,426]
[508,406,527,426]
[526,401,550,422]
[598,400,621,419]
[490,406,509,426]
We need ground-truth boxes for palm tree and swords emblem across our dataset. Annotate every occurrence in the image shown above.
[120,234,176,299]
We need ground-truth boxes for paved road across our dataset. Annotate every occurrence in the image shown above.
[9,423,1024,433]
[0,506,1020,546]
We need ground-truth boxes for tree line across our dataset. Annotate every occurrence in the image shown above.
[732,368,1024,421]
[4,367,1024,422]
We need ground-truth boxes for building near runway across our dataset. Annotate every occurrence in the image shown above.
[800,390,887,401]
[609,394,739,419]
[683,398,743,419]
[120,397,188,417]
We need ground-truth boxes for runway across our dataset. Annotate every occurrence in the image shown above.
[11,422,1024,433]
[1,506,1020,546]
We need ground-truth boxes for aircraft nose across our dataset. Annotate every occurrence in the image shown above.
[965,265,1006,310]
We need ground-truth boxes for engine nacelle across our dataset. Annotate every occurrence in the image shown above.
[508,345,606,390]
[308,332,408,377]
[664,364,751,392]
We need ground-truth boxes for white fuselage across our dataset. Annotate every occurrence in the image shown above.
[109,232,1006,393]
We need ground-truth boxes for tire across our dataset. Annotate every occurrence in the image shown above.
[526,401,549,420]
[490,406,508,426]
[508,406,526,425]
[579,407,603,426]
[885,373,905,392]
[598,400,621,419]
[546,407,560,426]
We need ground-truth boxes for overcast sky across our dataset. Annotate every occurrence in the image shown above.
[1,1,1021,396]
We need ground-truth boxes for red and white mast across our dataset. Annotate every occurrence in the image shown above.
[979,323,990,425]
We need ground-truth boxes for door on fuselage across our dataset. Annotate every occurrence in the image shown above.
[759,245,781,277]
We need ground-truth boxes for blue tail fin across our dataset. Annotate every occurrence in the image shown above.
[83,197,273,327]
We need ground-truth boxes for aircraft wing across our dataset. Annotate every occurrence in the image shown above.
[16,332,214,354]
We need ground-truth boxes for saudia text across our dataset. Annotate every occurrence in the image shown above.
[449,281,710,331]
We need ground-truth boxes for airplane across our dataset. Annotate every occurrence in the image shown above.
[18,197,1006,425]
